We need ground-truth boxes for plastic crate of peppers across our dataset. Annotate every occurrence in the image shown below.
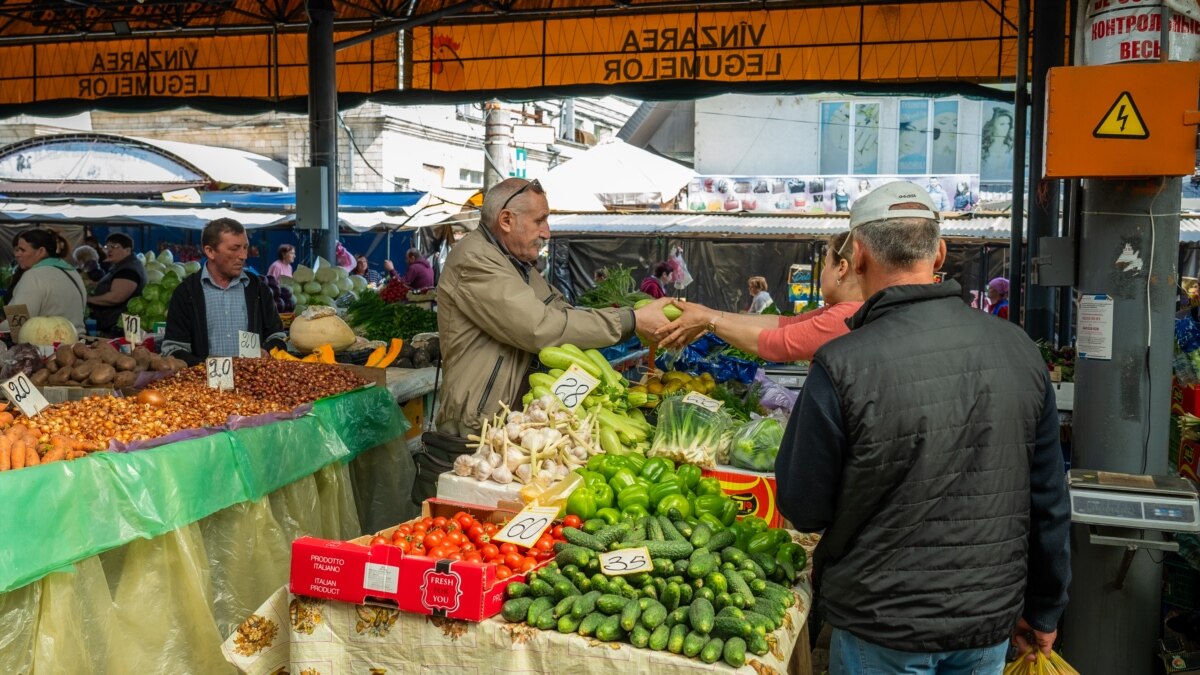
[500,456,807,669]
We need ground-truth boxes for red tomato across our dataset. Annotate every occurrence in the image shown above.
[483,522,499,536]
[448,552,464,561]
[464,551,483,563]
[428,545,450,558]
[460,542,476,553]
[535,535,554,552]
[495,565,513,580]
[519,557,538,572]
[562,515,582,529]
[503,552,524,569]
[480,543,500,561]
[397,524,413,536]
[423,531,445,549]
[421,517,434,528]
[499,542,517,556]
[432,516,448,528]
[532,549,552,561]
[395,539,412,553]
[446,531,466,546]
[452,510,469,522]
[551,525,564,539]
[413,524,427,536]
[410,546,426,557]
[456,514,475,531]
[369,535,388,546]
[467,524,486,542]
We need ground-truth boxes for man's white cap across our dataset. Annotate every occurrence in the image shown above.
[848,180,942,229]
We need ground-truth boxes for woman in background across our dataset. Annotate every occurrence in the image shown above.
[747,276,774,313]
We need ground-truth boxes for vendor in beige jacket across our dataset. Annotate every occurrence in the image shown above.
[437,178,671,437]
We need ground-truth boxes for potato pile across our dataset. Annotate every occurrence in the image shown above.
[30,342,187,389]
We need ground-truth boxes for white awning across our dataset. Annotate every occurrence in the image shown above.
[130,136,288,190]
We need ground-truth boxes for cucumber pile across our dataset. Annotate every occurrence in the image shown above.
[500,514,805,668]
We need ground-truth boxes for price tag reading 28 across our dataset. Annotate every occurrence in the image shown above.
[550,364,600,410]
[206,356,234,391]
[491,505,560,549]
[2,372,49,417]
[599,547,652,576]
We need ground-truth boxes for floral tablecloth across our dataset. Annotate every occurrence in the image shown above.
[224,535,818,675]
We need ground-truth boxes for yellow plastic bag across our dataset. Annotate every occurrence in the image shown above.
[1003,649,1081,675]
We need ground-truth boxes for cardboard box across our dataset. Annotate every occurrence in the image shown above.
[337,363,388,388]
[290,498,538,621]
[701,465,782,527]
[1180,437,1200,484]
[1174,379,1200,417]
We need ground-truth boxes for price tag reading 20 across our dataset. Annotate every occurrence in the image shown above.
[599,547,652,576]
[206,356,234,391]
[2,372,49,417]
[550,364,600,410]
[491,505,560,549]
[237,331,261,358]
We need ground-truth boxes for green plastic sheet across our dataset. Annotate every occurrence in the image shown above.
[0,386,407,594]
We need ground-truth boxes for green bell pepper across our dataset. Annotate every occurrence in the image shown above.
[595,507,622,525]
[656,493,693,520]
[647,479,681,505]
[592,455,630,479]
[639,457,675,483]
[566,486,599,521]
[617,485,651,512]
[624,453,647,475]
[622,504,651,520]
[776,542,805,567]
[586,455,606,474]
[747,532,778,555]
[731,521,752,550]
[592,483,615,510]
[695,476,723,497]
[675,464,702,490]
[694,494,730,521]
[578,470,608,493]
[719,498,739,527]
[608,468,639,493]
[634,476,654,490]
[698,512,726,531]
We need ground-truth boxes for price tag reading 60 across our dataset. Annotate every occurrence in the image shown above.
[599,547,652,576]
[206,356,234,391]
[491,505,560,549]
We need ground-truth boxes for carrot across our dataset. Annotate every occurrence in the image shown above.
[24,447,39,466]
[10,444,25,470]
[65,450,80,460]
[42,443,66,463]
[0,446,9,471]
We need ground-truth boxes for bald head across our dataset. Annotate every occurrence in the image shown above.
[482,178,550,263]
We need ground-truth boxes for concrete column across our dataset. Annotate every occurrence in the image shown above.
[484,102,512,192]
[307,0,339,263]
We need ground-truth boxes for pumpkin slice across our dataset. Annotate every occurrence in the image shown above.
[376,338,404,368]
[364,345,387,368]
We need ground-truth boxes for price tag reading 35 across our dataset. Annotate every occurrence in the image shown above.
[2,372,49,417]
[206,356,234,391]
[237,331,261,358]
[491,505,560,549]
[599,547,652,576]
[550,364,600,410]
[122,313,142,345]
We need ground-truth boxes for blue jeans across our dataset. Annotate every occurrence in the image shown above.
[830,628,1009,675]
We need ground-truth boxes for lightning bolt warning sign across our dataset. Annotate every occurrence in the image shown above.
[1093,91,1149,139]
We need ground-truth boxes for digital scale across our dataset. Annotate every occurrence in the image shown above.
[1069,469,1200,588]
[1069,470,1200,532]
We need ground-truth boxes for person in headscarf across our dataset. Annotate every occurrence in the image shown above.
[987,277,1010,320]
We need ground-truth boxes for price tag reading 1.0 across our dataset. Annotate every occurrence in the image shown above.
[682,391,723,413]
[599,547,652,576]
[122,313,143,345]
[2,372,49,417]
[206,356,234,391]
[551,364,600,410]
[238,331,261,358]
[491,505,560,549]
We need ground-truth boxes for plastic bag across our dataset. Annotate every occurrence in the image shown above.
[730,417,785,472]
[1003,650,1080,675]
[755,370,799,415]
[649,396,731,468]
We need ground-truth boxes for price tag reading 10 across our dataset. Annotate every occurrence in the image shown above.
[206,356,234,391]
[491,505,560,549]
[2,372,49,417]
[122,313,142,345]
[599,547,652,576]
[550,363,600,410]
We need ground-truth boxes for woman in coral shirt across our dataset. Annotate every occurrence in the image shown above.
[655,231,863,361]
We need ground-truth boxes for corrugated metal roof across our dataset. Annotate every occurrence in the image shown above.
[551,212,1200,242]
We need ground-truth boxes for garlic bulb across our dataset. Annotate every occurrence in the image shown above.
[533,471,554,488]
[553,463,570,480]
[491,464,514,484]
[474,460,494,481]
[506,423,522,442]
[488,451,503,467]
[514,464,532,484]
[522,429,547,452]
[453,454,478,477]
[542,428,562,446]
[528,408,550,424]
[507,411,526,426]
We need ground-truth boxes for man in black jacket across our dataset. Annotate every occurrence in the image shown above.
[162,218,286,366]
[777,181,1070,673]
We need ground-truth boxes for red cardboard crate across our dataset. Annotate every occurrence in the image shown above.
[290,498,540,622]
[1180,438,1200,484]
[701,465,782,527]
[1173,379,1200,417]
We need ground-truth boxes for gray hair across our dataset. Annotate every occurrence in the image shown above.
[481,178,545,230]
[73,245,99,263]
[853,217,941,269]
